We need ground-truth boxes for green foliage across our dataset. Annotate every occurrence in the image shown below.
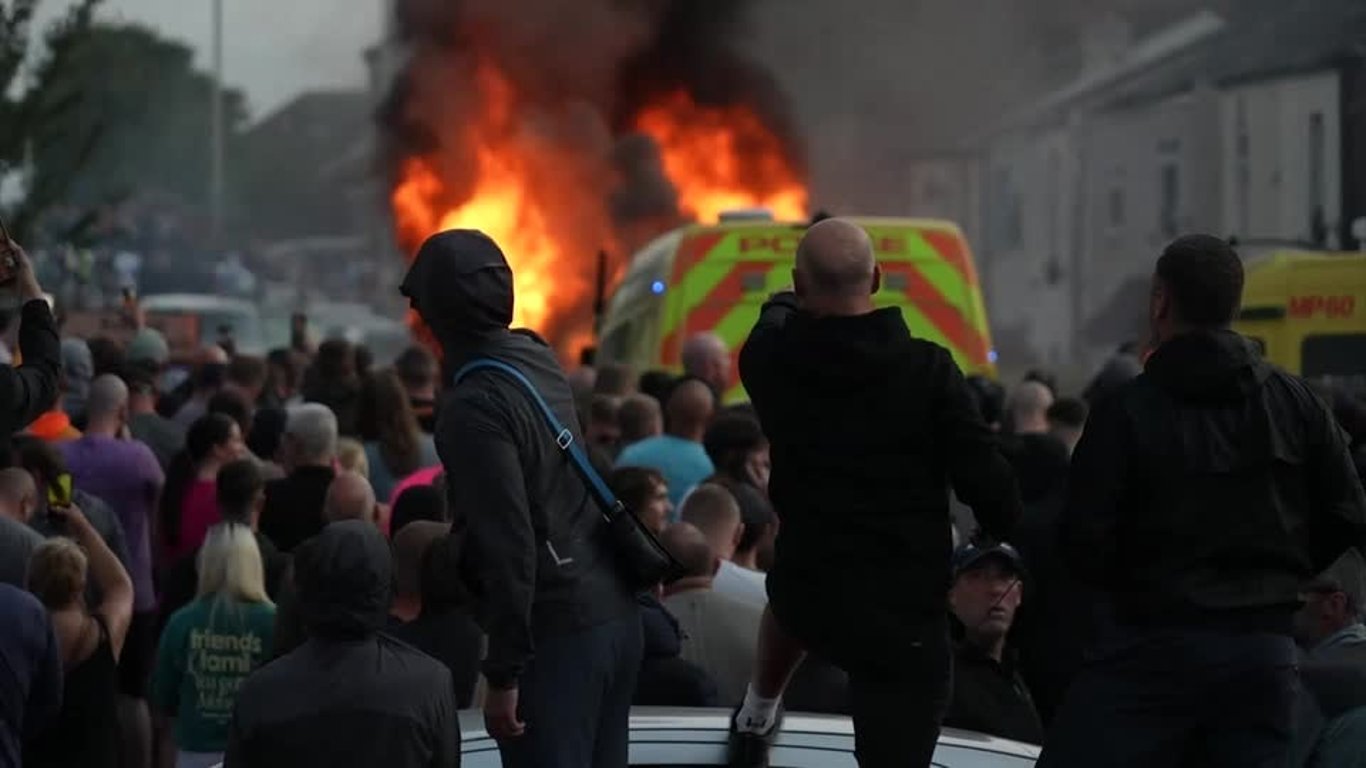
[1,3,248,239]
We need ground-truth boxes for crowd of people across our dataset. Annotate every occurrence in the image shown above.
[0,218,1363,768]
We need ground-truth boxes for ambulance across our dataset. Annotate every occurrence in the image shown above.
[596,213,997,401]
[1233,249,1366,396]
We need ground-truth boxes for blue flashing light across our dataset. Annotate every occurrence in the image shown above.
[650,280,666,295]
[987,349,1000,364]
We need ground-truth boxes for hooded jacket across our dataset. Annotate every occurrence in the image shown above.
[739,292,1020,654]
[403,230,635,690]
[225,522,458,768]
[1064,330,1366,631]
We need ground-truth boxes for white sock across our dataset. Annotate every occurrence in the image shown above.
[735,684,781,734]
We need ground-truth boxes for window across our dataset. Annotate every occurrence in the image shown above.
[1308,111,1327,245]
[1108,187,1126,230]
[1235,96,1251,236]
[1159,163,1181,239]
[1302,334,1366,398]
[990,166,1023,251]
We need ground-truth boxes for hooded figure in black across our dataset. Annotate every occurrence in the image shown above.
[727,219,1021,768]
[225,521,458,768]
[403,230,640,768]
[1040,235,1366,768]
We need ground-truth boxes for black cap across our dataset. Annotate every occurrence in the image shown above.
[952,542,1026,580]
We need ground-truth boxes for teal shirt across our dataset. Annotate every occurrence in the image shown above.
[152,596,276,752]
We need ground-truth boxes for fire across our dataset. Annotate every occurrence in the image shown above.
[632,90,807,223]
[391,66,807,354]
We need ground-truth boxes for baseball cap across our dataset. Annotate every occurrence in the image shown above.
[126,328,170,367]
[952,542,1026,580]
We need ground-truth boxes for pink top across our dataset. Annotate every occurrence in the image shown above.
[383,466,444,537]
[166,478,218,563]
[388,466,443,508]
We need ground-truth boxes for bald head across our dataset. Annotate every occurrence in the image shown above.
[795,218,878,305]
[679,483,742,561]
[324,472,378,525]
[666,379,715,440]
[1008,381,1055,436]
[85,374,130,431]
[200,345,230,366]
[682,333,731,393]
[0,468,37,523]
[660,522,715,581]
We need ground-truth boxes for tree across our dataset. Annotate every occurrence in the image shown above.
[27,22,249,223]
[0,0,103,238]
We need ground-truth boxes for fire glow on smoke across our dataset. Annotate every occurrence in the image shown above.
[385,2,808,357]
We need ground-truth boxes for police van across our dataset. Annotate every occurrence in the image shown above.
[596,213,997,401]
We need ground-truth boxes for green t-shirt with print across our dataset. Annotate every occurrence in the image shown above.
[152,596,276,752]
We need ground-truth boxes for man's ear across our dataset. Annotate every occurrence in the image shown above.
[870,265,882,295]
[733,522,745,548]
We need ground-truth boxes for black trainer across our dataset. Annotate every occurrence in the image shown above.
[727,705,784,768]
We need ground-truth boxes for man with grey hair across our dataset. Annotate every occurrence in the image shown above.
[323,472,378,527]
[683,333,731,398]
[260,404,339,552]
[729,218,1020,767]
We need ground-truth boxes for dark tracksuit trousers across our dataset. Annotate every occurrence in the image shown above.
[498,613,644,768]
[1038,626,1299,768]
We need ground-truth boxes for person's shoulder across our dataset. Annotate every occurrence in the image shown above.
[163,598,207,633]
[378,634,452,681]
[0,581,45,618]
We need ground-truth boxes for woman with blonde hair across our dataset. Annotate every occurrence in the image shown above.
[24,504,135,768]
[151,522,275,768]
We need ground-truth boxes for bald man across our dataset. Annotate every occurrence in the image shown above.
[0,467,44,587]
[1007,380,1055,436]
[683,333,732,397]
[615,379,716,509]
[323,472,378,526]
[729,218,1021,768]
[681,483,766,607]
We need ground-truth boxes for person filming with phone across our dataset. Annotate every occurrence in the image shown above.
[0,230,61,455]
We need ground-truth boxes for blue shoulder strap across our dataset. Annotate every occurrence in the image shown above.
[452,358,621,516]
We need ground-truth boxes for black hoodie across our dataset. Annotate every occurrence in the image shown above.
[226,522,458,768]
[402,230,636,690]
[739,292,1020,662]
[1064,329,1366,632]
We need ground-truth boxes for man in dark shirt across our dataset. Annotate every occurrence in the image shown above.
[259,404,338,552]
[1041,235,1366,767]
[0,583,61,768]
[0,237,61,458]
[405,230,638,768]
[729,219,1020,768]
[945,543,1043,745]
[226,521,458,768]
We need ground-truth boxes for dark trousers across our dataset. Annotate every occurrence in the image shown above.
[498,613,644,768]
[1038,627,1298,768]
[846,626,952,768]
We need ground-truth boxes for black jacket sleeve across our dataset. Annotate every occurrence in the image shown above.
[428,668,459,768]
[0,299,60,431]
[1060,392,1130,585]
[739,291,798,399]
[932,348,1021,541]
[1306,394,1366,571]
[437,394,536,690]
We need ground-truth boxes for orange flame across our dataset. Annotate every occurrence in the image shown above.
[391,65,807,354]
[633,90,807,223]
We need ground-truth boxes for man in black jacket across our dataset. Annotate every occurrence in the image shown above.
[1040,235,1366,767]
[729,218,1021,768]
[403,230,640,768]
[226,521,457,768]
[0,237,60,452]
